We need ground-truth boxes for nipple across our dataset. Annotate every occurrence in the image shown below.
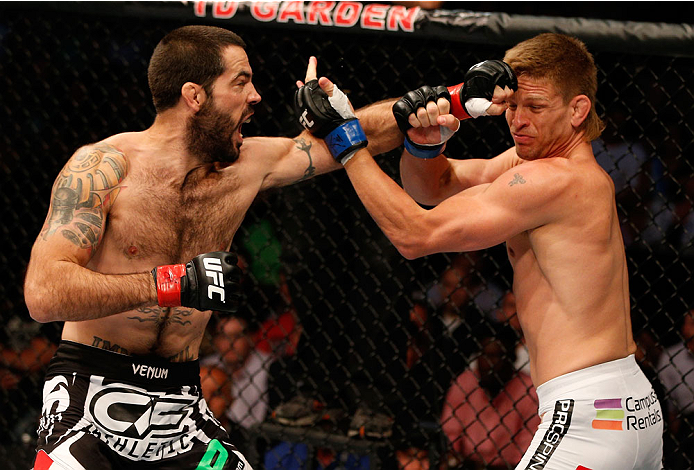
[128,245,139,256]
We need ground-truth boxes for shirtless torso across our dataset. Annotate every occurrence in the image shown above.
[59,133,261,360]
[334,33,660,467]
[503,149,635,386]
[25,28,406,470]
[351,74,636,386]
[32,140,235,358]
[24,45,399,364]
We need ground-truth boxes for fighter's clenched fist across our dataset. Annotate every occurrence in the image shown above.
[448,59,517,119]
[153,251,241,313]
[391,59,516,159]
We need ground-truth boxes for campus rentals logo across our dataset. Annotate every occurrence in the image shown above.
[592,398,624,430]
[592,391,662,431]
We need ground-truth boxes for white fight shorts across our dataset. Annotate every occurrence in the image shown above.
[516,355,663,470]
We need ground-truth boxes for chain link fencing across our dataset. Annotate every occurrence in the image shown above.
[1,3,693,469]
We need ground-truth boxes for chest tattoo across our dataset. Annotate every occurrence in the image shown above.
[127,306,194,327]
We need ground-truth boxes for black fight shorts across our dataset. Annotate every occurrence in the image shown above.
[34,340,251,470]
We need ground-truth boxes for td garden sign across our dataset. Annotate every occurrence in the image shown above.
[191,1,422,32]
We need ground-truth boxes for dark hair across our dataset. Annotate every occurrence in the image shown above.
[148,25,246,113]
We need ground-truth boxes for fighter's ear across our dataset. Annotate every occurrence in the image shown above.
[570,95,591,128]
[181,82,206,112]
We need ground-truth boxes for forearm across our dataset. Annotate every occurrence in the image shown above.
[344,149,427,259]
[355,98,403,156]
[400,152,456,206]
[273,98,402,187]
[25,260,157,323]
[400,147,519,206]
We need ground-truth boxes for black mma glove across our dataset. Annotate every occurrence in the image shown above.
[447,59,517,120]
[152,251,241,313]
[392,85,455,159]
[295,79,367,164]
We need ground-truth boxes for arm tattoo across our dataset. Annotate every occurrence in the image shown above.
[508,173,527,186]
[292,137,316,183]
[92,336,129,355]
[41,144,127,254]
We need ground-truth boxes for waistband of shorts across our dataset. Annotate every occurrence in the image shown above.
[536,354,640,404]
[47,340,201,387]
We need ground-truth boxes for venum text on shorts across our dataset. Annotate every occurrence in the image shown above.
[132,363,169,380]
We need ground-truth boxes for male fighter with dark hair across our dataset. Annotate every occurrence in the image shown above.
[24,25,402,469]
[296,33,663,469]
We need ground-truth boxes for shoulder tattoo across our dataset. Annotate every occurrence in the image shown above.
[41,144,127,253]
[508,173,526,186]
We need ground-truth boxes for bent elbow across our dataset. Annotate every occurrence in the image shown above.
[27,303,52,324]
[24,282,54,323]
[396,246,420,260]
[391,233,429,260]
[26,298,51,323]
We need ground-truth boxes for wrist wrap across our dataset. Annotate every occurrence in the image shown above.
[403,138,444,159]
[447,83,472,121]
[325,119,368,164]
[153,264,186,307]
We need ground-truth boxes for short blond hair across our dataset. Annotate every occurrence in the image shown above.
[503,33,605,141]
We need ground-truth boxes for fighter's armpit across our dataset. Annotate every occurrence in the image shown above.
[41,144,127,253]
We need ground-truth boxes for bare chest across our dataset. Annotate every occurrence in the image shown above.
[506,231,531,268]
[102,169,254,264]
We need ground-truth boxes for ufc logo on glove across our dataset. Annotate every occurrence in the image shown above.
[203,257,225,302]
[152,251,241,312]
[299,109,314,129]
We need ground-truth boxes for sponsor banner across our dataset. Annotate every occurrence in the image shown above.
[23,1,694,56]
[193,1,422,33]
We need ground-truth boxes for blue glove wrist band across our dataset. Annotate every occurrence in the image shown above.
[325,119,367,163]
[403,137,444,159]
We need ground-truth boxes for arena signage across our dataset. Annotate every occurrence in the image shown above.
[192,1,421,32]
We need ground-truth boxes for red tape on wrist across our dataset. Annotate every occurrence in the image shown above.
[155,264,186,307]
[447,83,471,120]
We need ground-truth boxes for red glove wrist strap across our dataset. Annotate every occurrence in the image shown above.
[155,264,186,307]
[447,83,472,121]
